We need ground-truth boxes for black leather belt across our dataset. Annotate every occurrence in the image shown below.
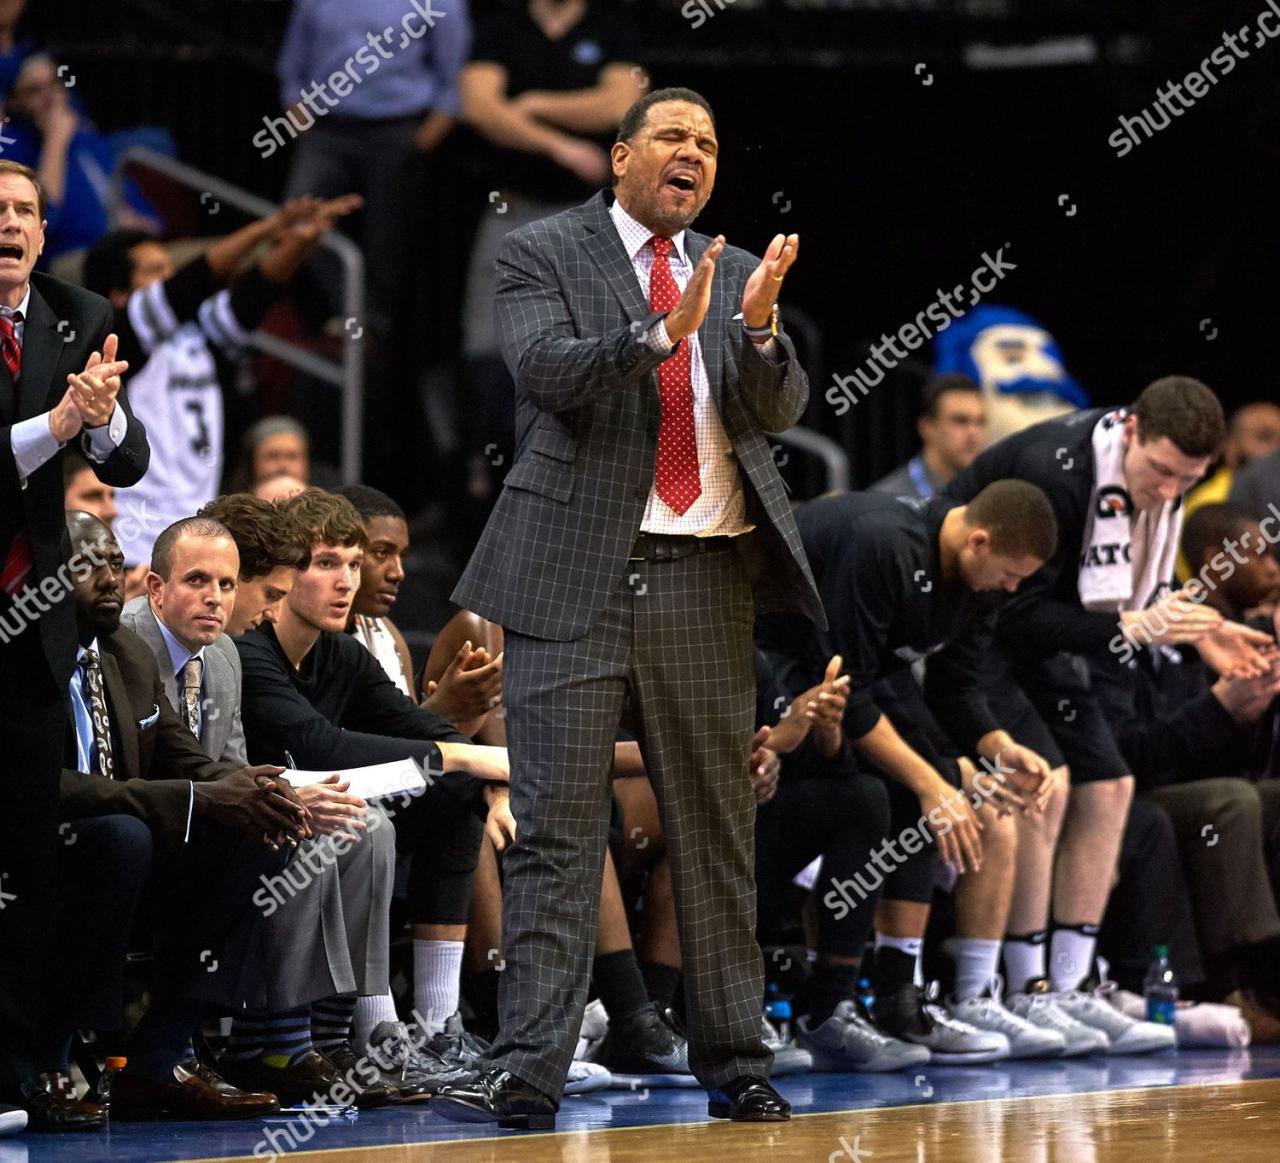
[629,533,736,562]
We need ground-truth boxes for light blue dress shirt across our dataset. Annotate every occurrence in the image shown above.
[153,608,206,739]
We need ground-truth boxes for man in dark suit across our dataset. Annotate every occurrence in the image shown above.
[438,88,823,1128]
[0,160,150,1128]
[35,511,308,1127]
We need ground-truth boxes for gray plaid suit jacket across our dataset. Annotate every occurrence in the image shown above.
[120,594,248,766]
[453,191,826,641]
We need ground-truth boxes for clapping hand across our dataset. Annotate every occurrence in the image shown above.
[741,232,799,330]
[750,725,780,805]
[66,333,128,430]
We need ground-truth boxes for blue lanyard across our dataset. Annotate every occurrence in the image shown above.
[908,455,934,499]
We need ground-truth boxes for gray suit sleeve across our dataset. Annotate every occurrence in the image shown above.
[219,638,249,767]
[496,228,671,414]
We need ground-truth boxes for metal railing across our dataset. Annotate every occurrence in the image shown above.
[774,425,850,495]
[108,147,366,482]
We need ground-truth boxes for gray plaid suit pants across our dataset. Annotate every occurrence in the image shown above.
[488,541,771,1099]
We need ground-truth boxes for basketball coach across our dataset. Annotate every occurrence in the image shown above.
[439,88,825,1128]
[0,159,147,1125]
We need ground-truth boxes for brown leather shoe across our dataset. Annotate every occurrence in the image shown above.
[1225,989,1280,1044]
[320,1043,397,1109]
[109,1058,280,1121]
[21,1074,105,1132]
[232,1049,343,1107]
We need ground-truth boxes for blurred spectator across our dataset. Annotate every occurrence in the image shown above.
[933,305,1086,443]
[458,0,643,495]
[3,54,162,273]
[0,0,30,96]
[82,196,358,566]
[1179,403,1280,577]
[227,415,335,494]
[871,374,986,498]
[62,449,117,525]
[1230,448,1280,527]
[274,0,470,335]
[254,474,307,504]
[271,1,471,510]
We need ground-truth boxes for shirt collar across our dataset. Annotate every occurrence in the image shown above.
[76,637,100,664]
[609,197,689,266]
[151,606,206,677]
[2,283,31,320]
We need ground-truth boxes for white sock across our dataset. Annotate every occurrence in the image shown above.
[414,939,464,1036]
[353,992,398,1050]
[946,937,1003,1001]
[1002,931,1047,994]
[1049,926,1097,993]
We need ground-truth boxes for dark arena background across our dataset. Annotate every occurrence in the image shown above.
[5,0,1280,1159]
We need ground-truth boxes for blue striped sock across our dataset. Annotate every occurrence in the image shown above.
[260,1007,313,1068]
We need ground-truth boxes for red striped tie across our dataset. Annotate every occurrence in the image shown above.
[647,237,701,515]
[1,309,33,598]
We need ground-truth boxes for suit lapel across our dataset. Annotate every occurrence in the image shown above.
[133,603,180,712]
[18,281,69,418]
[98,646,140,780]
[581,194,650,325]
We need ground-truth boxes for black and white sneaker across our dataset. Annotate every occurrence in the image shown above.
[586,1002,695,1087]
[873,982,1010,1063]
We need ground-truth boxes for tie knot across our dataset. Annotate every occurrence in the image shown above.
[649,236,674,261]
[0,310,22,335]
[80,648,99,668]
[181,656,202,686]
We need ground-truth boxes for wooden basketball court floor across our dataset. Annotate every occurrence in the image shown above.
[11,1047,1280,1162]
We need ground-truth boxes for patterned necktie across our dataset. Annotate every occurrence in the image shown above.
[0,310,21,381]
[647,237,701,515]
[179,656,203,738]
[0,309,32,598]
[80,648,116,779]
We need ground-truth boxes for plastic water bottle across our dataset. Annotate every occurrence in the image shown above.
[98,1055,127,1119]
[765,996,792,1045]
[1143,946,1179,1026]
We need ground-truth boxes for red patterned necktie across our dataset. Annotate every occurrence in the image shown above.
[0,309,32,598]
[647,237,701,515]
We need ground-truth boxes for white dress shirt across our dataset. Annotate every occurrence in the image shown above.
[609,198,750,538]
[7,281,129,482]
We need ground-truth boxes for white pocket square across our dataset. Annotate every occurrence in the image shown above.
[138,705,160,729]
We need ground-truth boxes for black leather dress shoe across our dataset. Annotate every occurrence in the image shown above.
[19,1075,105,1132]
[707,1075,791,1122]
[433,1068,558,1130]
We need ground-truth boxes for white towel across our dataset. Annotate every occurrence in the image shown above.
[1079,408,1181,613]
